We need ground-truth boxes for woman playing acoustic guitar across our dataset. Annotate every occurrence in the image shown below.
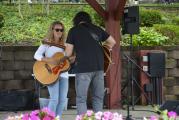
[34,21,69,119]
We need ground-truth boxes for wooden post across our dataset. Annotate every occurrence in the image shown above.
[85,0,127,109]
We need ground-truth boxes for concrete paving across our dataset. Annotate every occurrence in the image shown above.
[0,105,162,120]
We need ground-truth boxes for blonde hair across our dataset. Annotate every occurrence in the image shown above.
[45,21,65,45]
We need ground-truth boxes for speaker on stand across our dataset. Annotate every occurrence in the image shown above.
[122,6,140,35]
[122,5,140,120]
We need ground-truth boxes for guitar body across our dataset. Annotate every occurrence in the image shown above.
[33,52,70,85]
[103,45,112,73]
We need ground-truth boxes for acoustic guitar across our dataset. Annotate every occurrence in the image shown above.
[103,45,112,73]
[33,52,70,85]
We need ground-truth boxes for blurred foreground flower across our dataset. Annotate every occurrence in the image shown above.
[5,107,59,120]
[143,107,177,120]
[75,110,123,120]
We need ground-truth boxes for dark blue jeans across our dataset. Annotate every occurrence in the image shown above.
[75,71,104,115]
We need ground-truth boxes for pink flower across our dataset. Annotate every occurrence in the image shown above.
[168,111,177,119]
[5,108,59,120]
[150,115,158,120]
[43,116,52,120]
[30,110,40,116]
[95,111,103,120]
[22,113,30,120]
[75,115,83,120]
[41,107,55,118]
[30,114,40,120]
[86,110,94,117]
[103,111,113,120]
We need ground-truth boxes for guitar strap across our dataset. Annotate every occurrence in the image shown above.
[81,24,112,63]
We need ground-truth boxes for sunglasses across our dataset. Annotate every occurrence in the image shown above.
[54,28,64,32]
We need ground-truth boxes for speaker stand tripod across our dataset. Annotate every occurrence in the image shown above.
[125,34,152,120]
[125,34,134,120]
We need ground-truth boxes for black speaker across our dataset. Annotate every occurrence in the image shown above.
[148,52,165,77]
[0,89,38,111]
[160,100,179,115]
[122,6,140,34]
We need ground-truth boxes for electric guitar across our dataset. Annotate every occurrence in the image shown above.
[33,52,70,85]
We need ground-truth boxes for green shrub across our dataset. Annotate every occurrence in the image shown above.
[0,13,4,29]
[172,17,179,25]
[121,27,169,46]
[93,12,105,28]
[140,9,164,27]
[154,24,179,45]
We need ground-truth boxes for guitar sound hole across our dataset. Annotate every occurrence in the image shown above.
[45,64,52,74]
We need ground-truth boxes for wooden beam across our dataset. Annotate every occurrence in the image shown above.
[106,0,119,12]
[104,0,123,109]
[85,0,106,19]
[114,0,127,20]
[104,19,121,109]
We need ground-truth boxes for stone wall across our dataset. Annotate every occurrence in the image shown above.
[163,47,179,101]
[0,46,36,90]
[0,46,179,106]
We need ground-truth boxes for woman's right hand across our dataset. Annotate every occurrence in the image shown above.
[42,57,58,65]
[69,55,76,64]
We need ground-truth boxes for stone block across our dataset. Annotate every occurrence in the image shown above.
[0,71,14,80]
[176,78,179,85]
[24,79,35,89]
[4,80,24,90]
[176,60,179,68]
[168,68,179,77]
[165,95,177,101]
[0,81,5,90]
[165,87,174,94]
[166,59,177,68]
[2,61,14,70]
[3,61,25,70]
[13,46,37,51]
[164,77,176,86]
[168,50,179,59]
[1,51,14,60]
[14,61,25,70]
[165,69,169,77]
[14,51,34,60]
[173,86,179,95]
[24,61,34,70]
[14,70,32,80]
[0,61,3,70]
[163,86,167,95]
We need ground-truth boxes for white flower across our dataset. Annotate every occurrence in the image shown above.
[95,111,103,120]
[143,117,148,120]
[112,113,123,120]
[55,115,60,120]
